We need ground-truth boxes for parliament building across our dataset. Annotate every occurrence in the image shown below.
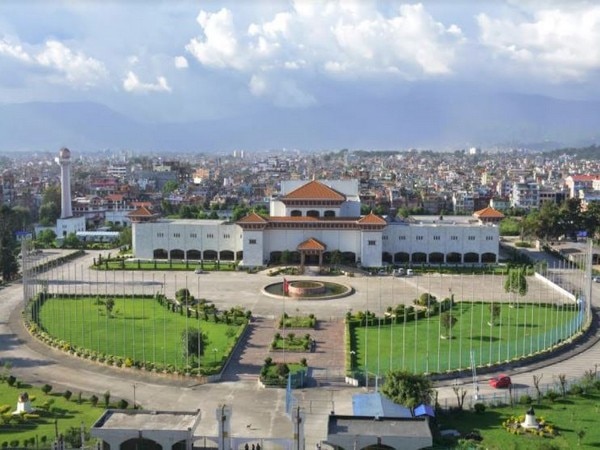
[131,180,501,268]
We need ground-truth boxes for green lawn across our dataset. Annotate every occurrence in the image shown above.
[0,377,110,448]
[34,296,246,373]
[278,314,316,329]
[351,302,582,374]
[436,387,600,449]
[271,332,312,351]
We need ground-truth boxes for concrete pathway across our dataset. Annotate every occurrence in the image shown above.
[1,249,599,448]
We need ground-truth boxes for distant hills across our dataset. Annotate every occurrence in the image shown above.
[1,90,599,152]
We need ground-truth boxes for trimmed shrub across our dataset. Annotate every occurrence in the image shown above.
[519,394,532,405]
[473,403,486,414]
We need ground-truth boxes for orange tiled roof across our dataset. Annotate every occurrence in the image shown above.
[357,212,387,225]
[283,180,346,201]
[105,194,124,202]
[474,206,505,219]
[128,206,156,217]
[297,237,326,251]
[237,212,268,224]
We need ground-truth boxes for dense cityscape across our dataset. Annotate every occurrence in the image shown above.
[2,1,600,449]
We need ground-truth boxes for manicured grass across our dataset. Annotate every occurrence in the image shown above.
[92,259,237,271]
[35,296,245,372]
[0,377,112,448]
[278,314,316,329]
[351,302,581,374]
[271,332,312,351]
[436,387,600,449]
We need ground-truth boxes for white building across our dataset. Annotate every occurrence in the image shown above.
[511,182,539,210]
[131,180,500,268]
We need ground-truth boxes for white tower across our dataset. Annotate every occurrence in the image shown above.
[57,147,73,218]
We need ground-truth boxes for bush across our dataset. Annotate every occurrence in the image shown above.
[89,395,99,406]
[6,376,16,387]
[519,394,532,405]
[41,384,52,395]
[117,399,129,409]
[276,363,290,377]
[63,390,72,401]
[545,390,559,402]
[264,357,273,366]
[568,385,584,395]
[473,403,486,414]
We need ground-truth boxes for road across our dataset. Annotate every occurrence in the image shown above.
[1,249,599,448]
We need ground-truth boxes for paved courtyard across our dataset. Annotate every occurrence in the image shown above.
[1,249,598,448]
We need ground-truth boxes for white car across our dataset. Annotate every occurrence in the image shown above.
[194,268,207,274]
[593,276,600,283]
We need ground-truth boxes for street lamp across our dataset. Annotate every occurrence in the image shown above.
[212,348,218,363]
[132,383,136,409]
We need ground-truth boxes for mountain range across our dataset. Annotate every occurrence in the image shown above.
[1,89,599,153]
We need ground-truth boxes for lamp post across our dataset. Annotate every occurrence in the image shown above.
[349,350,356,373]
[212,348,218,363]
[132,383,136,409]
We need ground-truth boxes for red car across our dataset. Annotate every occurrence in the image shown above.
[489,374,512,388]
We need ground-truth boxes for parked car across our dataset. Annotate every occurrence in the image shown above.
[194,268,207,274]
[406,269,413,277]
[489,374,512,388]
[593,276,600,283]
[394,268,405,277]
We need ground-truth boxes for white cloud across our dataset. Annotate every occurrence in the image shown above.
[477,5,600,80]
[185,2,463,106]
[123,71,172,93]
[174,56,189,69]
[186,8,245,69]
[0,37,107,87]
[0,38,32,62]
[35,40,108,87]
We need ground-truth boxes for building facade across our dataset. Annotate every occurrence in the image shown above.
[131,180,500,268]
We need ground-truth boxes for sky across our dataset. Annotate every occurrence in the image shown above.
[1,0,600,124]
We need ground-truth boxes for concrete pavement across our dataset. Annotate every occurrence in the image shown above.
[1,249,599,448]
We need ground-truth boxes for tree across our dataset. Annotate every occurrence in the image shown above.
[162,180,179,195]
[105,298,115,316]
[0,235,18,281]
[440,311,457,338]
[176,288,193,305]
[63,425,89,448]
[452,386,467,411]
[489,303,501,326]
[36,229,57,247]
[504,266,528,304]
[118,226,132,248]
[381,371,433,409]
[181,328,206,361]
[38,185,61,226]
[62,232,80,249]
[42,384,53,395]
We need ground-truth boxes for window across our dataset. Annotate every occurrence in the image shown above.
[173,233,180,238]
[157,232,164,238]
[207,233,214,239]
[486,236,494,241]
[450,236,458,241]
[433,236,440,241]
[368,240,376,246]
[190,233,197,238]
[399,236,406,240]
[249,239,257,244]
[223,234,230,239]
[468,236,476,241]
[382,236,388,240]
[416,236,424,241]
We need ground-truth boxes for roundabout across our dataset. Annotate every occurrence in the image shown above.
[262,279,354,300]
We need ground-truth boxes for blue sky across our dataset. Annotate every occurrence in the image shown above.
[1,0,599,123]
